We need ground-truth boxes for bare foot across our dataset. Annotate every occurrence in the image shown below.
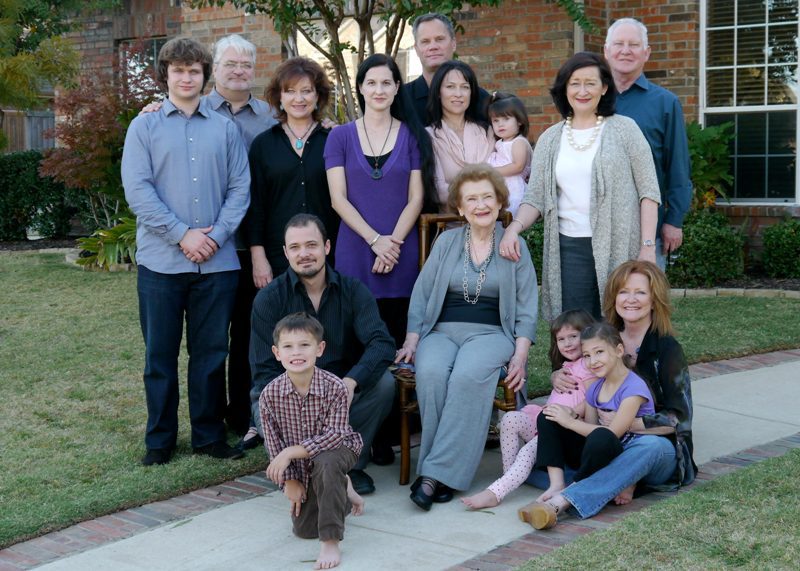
[535,484,564,503]
[346,475,365,516]
[614,484,635,505]
[461,489,500,509]
[314,539,341,569]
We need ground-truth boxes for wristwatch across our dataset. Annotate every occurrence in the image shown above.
[642,239,655,247]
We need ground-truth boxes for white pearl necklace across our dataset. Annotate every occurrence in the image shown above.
[565,115,604,151]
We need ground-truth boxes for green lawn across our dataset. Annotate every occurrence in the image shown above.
[1,251,799,549]
[517,450,800,570]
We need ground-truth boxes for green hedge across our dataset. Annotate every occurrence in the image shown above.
[762,218,800,278]
[521,223,544,284]
[0,151,72,240]
[667,209,745,287]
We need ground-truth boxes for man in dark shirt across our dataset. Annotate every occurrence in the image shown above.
[407,13,489,124]
[604,18,692,269]
[250,214,395,495]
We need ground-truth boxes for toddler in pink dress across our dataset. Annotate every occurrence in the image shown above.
[485,92,532,216]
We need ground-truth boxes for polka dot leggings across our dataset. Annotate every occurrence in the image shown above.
[487,409,540,502]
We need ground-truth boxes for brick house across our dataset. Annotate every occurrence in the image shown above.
[63,0,799,248]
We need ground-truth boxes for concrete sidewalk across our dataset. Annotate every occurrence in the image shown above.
[6,351,800,571]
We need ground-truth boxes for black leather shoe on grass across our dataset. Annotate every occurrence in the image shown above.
[348,469,376,495]
[141,448,173,466]
[236,433,264,451]
[193,441,245,460]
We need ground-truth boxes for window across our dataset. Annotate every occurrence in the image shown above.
[703,0,799,202]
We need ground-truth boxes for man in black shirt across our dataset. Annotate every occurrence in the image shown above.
[250,214,396,495]
[408,13,490,124]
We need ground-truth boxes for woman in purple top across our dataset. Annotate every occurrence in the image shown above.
[325,54,435,344]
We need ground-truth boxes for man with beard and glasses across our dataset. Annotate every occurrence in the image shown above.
[249,214,396,495]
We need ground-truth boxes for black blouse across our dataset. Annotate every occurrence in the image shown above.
[244,123,339,276]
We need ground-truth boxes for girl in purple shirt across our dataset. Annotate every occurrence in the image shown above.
[521,321,654,530]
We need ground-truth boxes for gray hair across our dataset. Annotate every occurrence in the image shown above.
[605,17,649,49]
[213,34,256,65]
[412,13,455,41]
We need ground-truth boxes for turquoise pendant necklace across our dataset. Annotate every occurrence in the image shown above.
[285,121,316,150]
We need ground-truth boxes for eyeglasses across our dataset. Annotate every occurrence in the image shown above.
[221,61,254,71]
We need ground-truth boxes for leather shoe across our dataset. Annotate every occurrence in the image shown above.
[141,448,173,466]
[410,477,453,503]
[370,442,396,466]
[348,469,375,495]
[236,432,264,451]
[409,478,434,511]
[193,441,245,460]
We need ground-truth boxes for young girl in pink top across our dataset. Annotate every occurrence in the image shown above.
[485,93,532,216]
[462,309,596,509]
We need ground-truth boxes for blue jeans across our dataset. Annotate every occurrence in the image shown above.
[526,435,676,519]
[137,265,238,450]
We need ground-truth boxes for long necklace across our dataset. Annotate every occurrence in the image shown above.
[362,116,394,180]
[565,115,604,151]
[463,225,496,304]
[285,121,316,150]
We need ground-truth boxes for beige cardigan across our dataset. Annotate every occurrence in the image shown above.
[523,114,661,320]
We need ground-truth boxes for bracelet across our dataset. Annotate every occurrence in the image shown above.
[368,234,380,247]
[510,218,524,231]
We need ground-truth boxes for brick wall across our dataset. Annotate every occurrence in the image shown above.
[716,204,800,266]
[65,2,282,97]
[180,5,283,97]
[457,0,700,142]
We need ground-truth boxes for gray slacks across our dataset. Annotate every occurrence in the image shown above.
[414,322,514,491]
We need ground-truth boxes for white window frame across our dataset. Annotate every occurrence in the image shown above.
[700,0,800,205]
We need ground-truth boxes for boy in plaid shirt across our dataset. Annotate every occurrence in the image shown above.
[260,312,364,569]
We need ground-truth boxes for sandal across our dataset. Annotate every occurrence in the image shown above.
[517,501,559,530]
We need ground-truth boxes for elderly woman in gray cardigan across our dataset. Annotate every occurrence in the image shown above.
[395,164,538,511]
[499,52,660,321]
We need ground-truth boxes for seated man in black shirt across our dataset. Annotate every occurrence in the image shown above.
[250,213,396,495]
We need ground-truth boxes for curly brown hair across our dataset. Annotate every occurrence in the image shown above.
[447,163,510,215]
[156,37,212,92]
[265,57,331,123]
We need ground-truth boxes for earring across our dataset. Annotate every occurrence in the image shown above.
[279,103,284,110]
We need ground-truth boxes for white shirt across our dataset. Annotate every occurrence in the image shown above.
[555,123,605,237]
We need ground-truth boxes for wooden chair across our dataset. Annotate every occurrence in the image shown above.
[393,212,518,485]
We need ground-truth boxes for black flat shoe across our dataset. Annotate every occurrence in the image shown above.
[348,469,376,495]
[410,485,433,511]
[193,441,245,460]
[141,448,173,466]
[410,477,453,503]
[236,433,264,451]
[370,442,396,466]
[433,484,453,503]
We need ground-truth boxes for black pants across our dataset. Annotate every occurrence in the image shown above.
[226,251,258,435]
[534,413,623,482]
[559,234,601,320]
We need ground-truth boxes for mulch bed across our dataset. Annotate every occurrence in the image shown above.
[0,239,79,251]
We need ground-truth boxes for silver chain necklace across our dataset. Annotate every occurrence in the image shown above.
[462,225,496,304]
[362,116,393,179]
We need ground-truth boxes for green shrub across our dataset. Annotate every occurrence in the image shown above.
[762,218,800,278]
[667,209,745,287]
[76,217,137,270]
[521,223,544,284]
[0,151,72,241]
[686,121,734,209]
